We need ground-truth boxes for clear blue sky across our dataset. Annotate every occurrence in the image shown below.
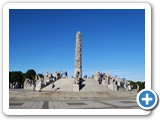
[9,9,145,81]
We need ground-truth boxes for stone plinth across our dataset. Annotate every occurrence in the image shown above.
[94,71,100,81]
[24,78,33,90]
[102,80,106,85]
[108,84,117,91]
[73,84,79,91]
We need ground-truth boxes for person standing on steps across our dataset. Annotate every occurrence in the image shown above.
[39,79,43,92]
[51,82,55,90]
[33,80,36,91]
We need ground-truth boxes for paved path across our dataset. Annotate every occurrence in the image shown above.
[9,89,139,109]
[10,99,139,109]
[10,78,139,109]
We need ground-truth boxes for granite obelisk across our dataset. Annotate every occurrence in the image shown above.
[74,31,82,85]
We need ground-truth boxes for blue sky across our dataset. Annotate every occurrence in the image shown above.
[9,9,145,81]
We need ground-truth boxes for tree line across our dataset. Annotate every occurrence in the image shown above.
[9,69,145,89]
[129,80,145,89]
[9,69,37,85]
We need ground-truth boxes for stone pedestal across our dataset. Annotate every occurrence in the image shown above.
[102,80,106,85]
[73,84,79,91]
[108,84,117,91]
[94,71,100,81]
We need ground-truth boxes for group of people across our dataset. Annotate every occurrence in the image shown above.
[9,82,23,89]
[54,71,68,78]
[84,74,87,78]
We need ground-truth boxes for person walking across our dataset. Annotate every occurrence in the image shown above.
[51,82,55,90]
[39,80,43,92]
[33,80,36,91]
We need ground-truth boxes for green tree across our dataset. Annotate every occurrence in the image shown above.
[9,71,11,82]
[137,81,145,89]
[25,69,36,81]
[10,71,24,83]
[130,81,136,89]
[128,80,145,89]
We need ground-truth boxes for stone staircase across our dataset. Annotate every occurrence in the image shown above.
[42,78,112,92]
[24,77,127,92]
[42,78,74,91]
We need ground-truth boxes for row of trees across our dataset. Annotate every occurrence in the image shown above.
[129,81,145,89]
[9,69,36,85]
[9,69,145,90]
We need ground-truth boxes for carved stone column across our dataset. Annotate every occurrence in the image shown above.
[74,31,82,84]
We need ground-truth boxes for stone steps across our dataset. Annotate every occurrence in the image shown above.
[42,78,74,91]
[42,78,112,92]
[24,77,126,92]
